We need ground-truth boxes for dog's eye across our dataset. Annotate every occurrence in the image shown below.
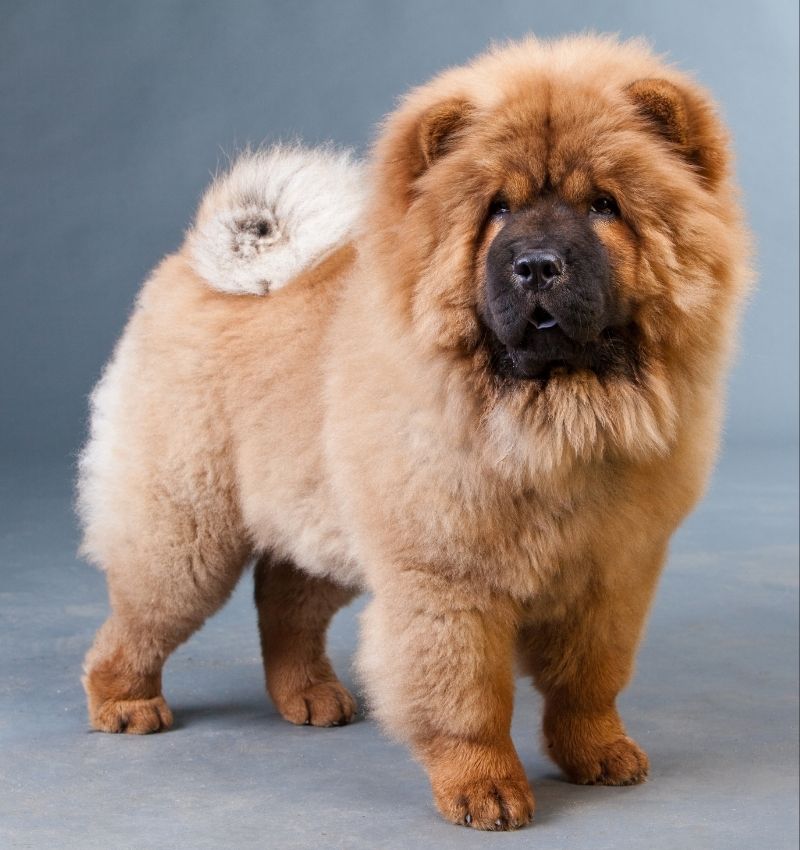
[589,195,620,217]
[488,196,510,219]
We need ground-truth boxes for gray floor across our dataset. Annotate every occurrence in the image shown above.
[1,446,797,850]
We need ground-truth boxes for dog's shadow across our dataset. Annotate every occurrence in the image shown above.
[524,743,726,827]
[169,694,366,732]
[162,697,713,830]
[169,699,271,730]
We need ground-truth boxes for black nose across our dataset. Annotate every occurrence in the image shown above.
[512,250,564,291]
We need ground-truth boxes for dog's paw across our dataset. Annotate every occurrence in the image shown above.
[274,681,357,727]
[558,735,649,786]
[91,695,173,734]
[435,776,535,831]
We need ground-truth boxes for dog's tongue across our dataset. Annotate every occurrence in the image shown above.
[531,305,558,330]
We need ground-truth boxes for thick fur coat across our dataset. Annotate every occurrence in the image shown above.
[78,36,751,830]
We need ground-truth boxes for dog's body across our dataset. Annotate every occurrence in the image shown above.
[79,36,750,830]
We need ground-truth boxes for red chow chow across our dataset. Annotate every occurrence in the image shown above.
[79,35,750,830]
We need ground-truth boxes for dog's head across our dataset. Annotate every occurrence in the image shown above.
[364,36,751,473]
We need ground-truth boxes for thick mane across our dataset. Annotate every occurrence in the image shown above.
[481,365,679,479]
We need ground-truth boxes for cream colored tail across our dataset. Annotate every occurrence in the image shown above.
[186,145,366,295]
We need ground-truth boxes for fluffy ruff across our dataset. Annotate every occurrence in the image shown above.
[187,145,366,295]
[77,35,751,831]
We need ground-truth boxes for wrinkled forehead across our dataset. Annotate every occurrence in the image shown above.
[469,80,635,202]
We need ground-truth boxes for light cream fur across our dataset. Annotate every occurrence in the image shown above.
[78,35,751,831]
[187,145,366,294]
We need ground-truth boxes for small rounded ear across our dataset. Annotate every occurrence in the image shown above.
[371,93,476,218]
[626,78,690,146]
[418,98,475,168]
[626,78,729,188]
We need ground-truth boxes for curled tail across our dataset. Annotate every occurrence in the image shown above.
[187,145,366,295]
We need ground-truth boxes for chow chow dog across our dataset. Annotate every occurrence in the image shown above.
[78,35,750,830]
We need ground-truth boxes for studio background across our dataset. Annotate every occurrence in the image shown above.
[1,3,797,850]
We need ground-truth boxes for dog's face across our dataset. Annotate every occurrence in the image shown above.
[482,193,621,381]
[367,37,750,470]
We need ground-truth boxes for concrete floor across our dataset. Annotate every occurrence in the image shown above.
[1,446,797,850]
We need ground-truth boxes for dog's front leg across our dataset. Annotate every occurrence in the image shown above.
[358,569,534,831]
[519,540,667,786]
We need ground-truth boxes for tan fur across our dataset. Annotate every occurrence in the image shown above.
[78,35,751,830]
[254,556,358,726]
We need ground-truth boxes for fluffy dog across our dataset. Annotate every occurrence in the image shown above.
[78,35,751,830]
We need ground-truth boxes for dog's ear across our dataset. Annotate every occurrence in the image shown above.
[373,93,476,214]
[417,98,475,170]
[627,79,691,147]
[626,78,729,188]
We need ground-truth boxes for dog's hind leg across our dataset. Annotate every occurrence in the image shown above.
[83,510,250,734]
[254,556,359,727]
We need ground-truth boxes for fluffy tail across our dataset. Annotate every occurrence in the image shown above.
[186,145,366,295]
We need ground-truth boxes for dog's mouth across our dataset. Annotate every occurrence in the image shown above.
[529,305,558,331]
[483,320,641,383]
[488,323,577,380]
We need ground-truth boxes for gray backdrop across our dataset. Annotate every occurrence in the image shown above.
[1,0,797,461]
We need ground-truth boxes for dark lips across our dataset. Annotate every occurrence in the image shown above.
[484,317,642,384]
[509,329,574,377]
[486,321,583,380]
